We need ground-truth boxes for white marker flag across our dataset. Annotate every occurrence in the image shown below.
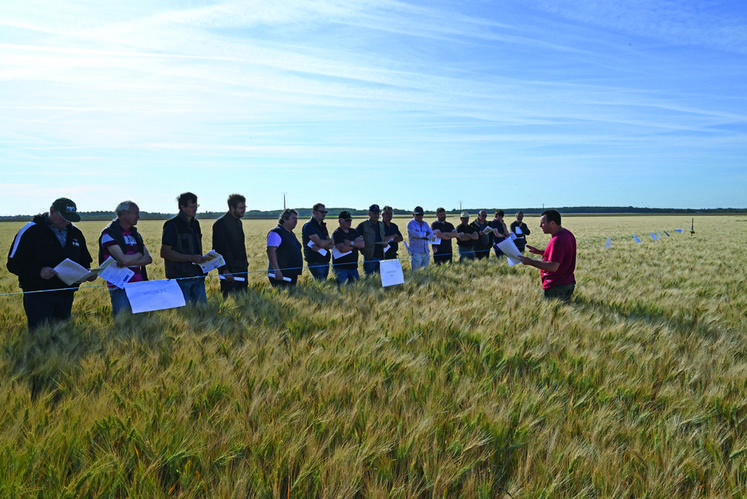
[380,259,405,287]
[650,233,657,240]
[633,235,641,243]
[125,279,186,314]
[604,238,612,249]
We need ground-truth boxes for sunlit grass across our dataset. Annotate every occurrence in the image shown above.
[1,215,746,496]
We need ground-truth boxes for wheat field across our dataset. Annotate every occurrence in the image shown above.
[1,214,745,497]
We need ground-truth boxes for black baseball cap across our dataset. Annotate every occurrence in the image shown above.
[338,210,352,221]
[52,198,81,222]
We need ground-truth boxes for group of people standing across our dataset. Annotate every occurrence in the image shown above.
[270,203,575,304]
[6,194,575,331]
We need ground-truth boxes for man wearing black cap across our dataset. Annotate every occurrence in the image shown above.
[7,197,94,330]
[355,204,388,276]
[332,211,365,284]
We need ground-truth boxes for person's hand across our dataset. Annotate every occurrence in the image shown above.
[193,255,208,264]
[223,273,235,282]
[273,269,284,280]
[40,267,56,280]
[517,255,531,265]
[526,245,541,255]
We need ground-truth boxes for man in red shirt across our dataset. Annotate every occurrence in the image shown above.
[518,209,576,302]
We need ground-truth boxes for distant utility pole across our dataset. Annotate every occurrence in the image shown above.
[459,200,462,212]
[282,192,287,210]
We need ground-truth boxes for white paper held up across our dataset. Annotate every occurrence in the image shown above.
[380,259,405,287]
[496,238,523,266]
[125,279,186,313]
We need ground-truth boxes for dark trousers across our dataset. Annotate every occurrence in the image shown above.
[543,284,575,303]
[220,276,248,298]
[269,275,297,289]
[23,291,75,330]
[433,253,452,265]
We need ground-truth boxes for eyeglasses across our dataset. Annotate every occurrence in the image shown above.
[317,210,328,214]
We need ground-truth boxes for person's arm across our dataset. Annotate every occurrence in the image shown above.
[266,246,283,280]
[407,221,427,239]
[212,220,233,277]
[107,245,147,267]
[525,244,543,255]
[7,227,51,280]
[387,226,404,244]
[517,254,560,272]
[352,236,365,249]
[309,234,334,250]
[160,245,207,264]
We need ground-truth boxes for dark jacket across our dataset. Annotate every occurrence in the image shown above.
[268,226,303,278]
[212,212,248,274]
[356,219,386,261]
[98,219,149,280]
[162,213,204,278]
[7,214,92,292]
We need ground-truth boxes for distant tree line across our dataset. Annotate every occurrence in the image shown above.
[1,206,744,222]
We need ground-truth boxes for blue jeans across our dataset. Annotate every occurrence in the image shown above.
[334,268,359,285]
[458,247,476,262]
[308,263,330,281]
[109,287,132,316]
[363,260,379,276]
[410,252,429,270]
[177,277,207,305]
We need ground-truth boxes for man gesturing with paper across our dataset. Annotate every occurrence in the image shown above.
[518,209,577,303]
[7,197,94,329]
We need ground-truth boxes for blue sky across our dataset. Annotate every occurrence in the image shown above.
[1,0,746,215]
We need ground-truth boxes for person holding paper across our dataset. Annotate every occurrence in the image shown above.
[266,209,303,288]
[161,192,208,305]
[490,209,510,259]
[381,206,403,261]
[99,201,152,316]
[431,207,457,265]
[471,210,493,260]
[455,212,479,262]
[213,193,249,298]
[7,197,94,329]
[510,211,531,253]
[302,203,334,282]
[332,211,365,284]
[406,206,433,271]
[518,209,577,303]
[356,204,387,276]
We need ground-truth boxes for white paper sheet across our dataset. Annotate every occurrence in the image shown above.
[307,240,328,256]
[219,274,245,281]
[332,246,351,260]
[380,259,405,287]
[125,279,186,313]
[514,226,523,235]
[428,235,441,245]
[496,238,523,266]
[194,250,225,273]
[98,257,135,289]
[268,273,292,282]
[53,258,97,285]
